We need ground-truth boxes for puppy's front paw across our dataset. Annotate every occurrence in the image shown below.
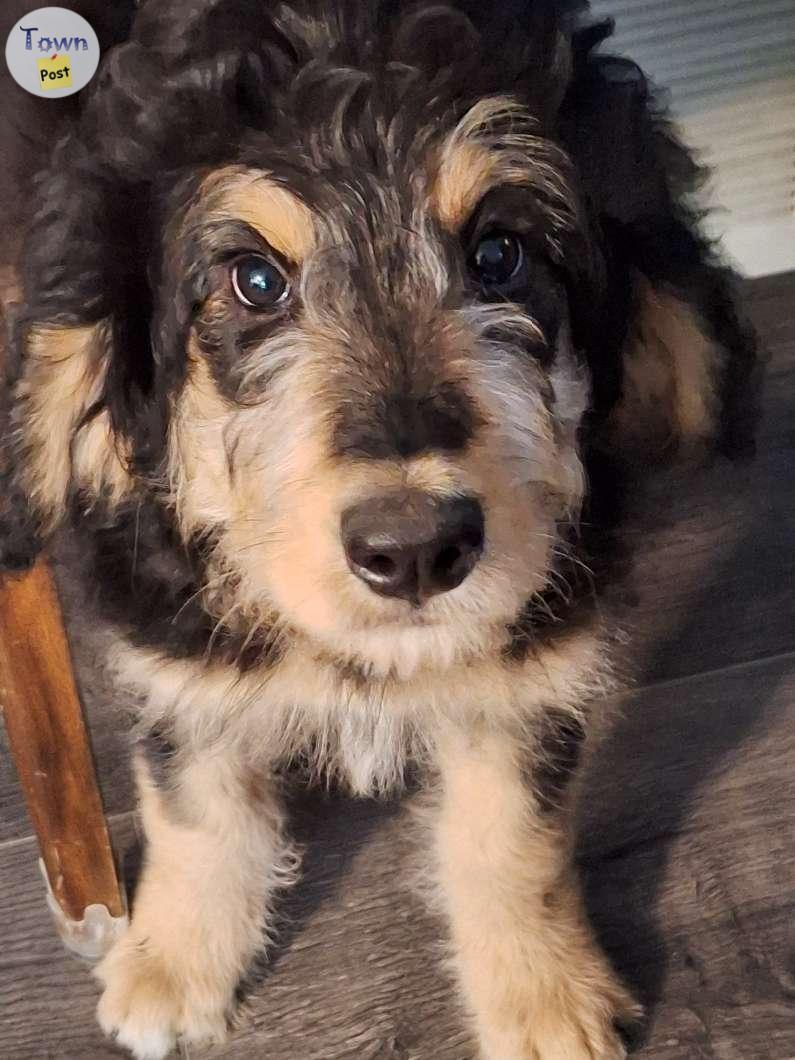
[482,965,641,1060]
[95,931,232,1060]
[525,981,639,1060]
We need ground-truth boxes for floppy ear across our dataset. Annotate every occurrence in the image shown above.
[2,315,133,561]
[0,143,157,572]
[0,307,136,573]
[560,28,761,465]
[607,263,760,463]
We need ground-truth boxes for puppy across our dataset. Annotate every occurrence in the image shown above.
[0,2,758,1057]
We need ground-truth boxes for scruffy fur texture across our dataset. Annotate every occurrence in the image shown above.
[0,2,759,1058]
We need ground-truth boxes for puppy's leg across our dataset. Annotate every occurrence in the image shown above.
[95,747,295,1060]
[432,725,638,1060]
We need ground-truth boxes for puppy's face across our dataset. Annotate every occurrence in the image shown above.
[163,98,589,677]
[4,2,756,686]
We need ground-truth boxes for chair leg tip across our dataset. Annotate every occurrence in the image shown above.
[39,858,129,962]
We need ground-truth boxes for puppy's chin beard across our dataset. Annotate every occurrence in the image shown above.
[295,585,515,681]
[308,618,496,682]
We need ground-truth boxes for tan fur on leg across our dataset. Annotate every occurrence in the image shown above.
[95,752,297,1060]
[432,727,639,1060]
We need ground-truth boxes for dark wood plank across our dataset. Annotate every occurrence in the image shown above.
[580,654,795,1059]
[1,654,793,1059]
[0,815,136,1060]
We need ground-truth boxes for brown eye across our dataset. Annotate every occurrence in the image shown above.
[231,254,289,309]
[470,231,524,289]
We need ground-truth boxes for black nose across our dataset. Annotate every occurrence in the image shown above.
[341,492,485,603]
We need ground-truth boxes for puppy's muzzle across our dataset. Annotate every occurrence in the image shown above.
[341,491,484,604]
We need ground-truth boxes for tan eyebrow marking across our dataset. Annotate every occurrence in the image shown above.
[199,166,316,262]
[429,96,576,234]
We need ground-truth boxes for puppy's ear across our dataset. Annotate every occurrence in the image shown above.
[607,268,760,464]
[0,308,136,572]
[560,31,761,464]
[1,315,131,570]
[0,147,155,572]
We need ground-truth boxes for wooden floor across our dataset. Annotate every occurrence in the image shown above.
[1,272,794,1059]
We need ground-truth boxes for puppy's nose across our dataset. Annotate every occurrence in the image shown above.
[341,492,484,603]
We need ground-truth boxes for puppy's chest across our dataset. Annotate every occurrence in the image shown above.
[115,627,609,795]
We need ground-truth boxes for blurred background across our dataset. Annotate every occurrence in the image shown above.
[591,0,795,276]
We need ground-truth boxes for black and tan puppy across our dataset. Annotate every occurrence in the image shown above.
[0,1,758,1057]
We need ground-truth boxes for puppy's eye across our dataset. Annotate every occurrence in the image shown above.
[231,254,289,309]
[470,231,524,289]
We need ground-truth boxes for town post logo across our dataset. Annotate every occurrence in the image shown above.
[5,7,100,98]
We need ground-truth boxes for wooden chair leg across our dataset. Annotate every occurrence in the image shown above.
[0,558,127,960]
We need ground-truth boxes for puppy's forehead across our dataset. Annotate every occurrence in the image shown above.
[191,96,568,251]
